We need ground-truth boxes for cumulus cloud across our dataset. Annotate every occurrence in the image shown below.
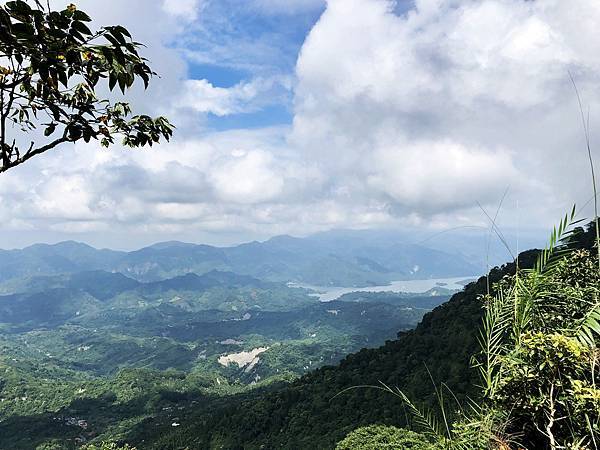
[2,0,600,248]
[367,139,519,211]
[162,0,202,20]
[178,77,292,116]
[292,0,600,222]
[208,150,285,203]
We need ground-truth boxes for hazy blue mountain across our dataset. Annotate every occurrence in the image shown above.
[139,271,266,293]
[0,270,140,299]
[116,244,230,281]
[0,241,123,283]
[0,230,485,287]
[67,270,141,301]
[312,228,545,265]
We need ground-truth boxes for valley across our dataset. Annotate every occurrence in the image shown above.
[0,239,462,448]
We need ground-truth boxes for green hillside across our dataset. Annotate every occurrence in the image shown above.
[0,265,450,449]
[131,223,591,450]
[0,225,594,449]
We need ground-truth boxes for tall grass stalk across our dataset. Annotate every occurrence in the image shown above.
[570,73,600,271]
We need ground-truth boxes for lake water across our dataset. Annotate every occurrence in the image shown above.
[291,276,478,302]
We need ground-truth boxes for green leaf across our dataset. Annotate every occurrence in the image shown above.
[118,73,126,94]
[109,72,117,91]
[72,20,92,36]
[44,123,56,137]
[108,27,127,45]
[73,10,92,22]
[11,22,35,38]
[104,33,121,48]
[67,124,82,140]
[139,70,149,89]
[6,1,32,14]
[113,25,132,38]
[57,69,68,88]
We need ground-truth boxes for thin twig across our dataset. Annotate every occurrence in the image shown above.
[569,72,600,272]
[477,200,515,261]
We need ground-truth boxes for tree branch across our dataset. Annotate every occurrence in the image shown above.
[0,134,70,173]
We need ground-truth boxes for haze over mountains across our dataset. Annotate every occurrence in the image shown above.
[0,229,462,448]
[0,228,541,289]
[0,223,551,448]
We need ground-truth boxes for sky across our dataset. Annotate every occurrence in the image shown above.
[0,0,599,250]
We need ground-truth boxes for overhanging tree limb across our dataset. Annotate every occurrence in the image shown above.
[0,0,174,174]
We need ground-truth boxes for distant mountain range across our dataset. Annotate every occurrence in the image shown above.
[0,231,484,287]
[0,224,556,449]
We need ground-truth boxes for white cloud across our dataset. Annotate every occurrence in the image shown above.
[291,0,600,223]
[178,77,291,116]
[209,150,285,203]
[180,79,259,116]
[367,139,518,211]
[3,0,600,248]
[162,0,202,20]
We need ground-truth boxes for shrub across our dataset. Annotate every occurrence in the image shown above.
[336,424,433,449]
[83,443,136,450]
[478,243,600,448]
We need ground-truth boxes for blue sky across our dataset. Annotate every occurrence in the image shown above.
[176,0,325,130]
[0,0,598,250]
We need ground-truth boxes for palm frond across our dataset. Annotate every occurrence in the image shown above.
[510,273,538,341]
[332,382,445,439]
[476,288,513,397]
[575,302,600,347]
[379,381,447,439]
[533,205,582,274]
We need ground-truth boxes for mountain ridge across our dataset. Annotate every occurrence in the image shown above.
[0,232,481,287]
[136,224,596,449]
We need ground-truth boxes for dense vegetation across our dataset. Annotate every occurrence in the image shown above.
[0,263,450,449]
[331,220,600,450]
[335,425,431,449]
[106,222,595,450]
[120,264,508,449]
[0,224,594,449]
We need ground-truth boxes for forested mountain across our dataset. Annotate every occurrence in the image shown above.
[123,226,599,449]
[0,259,452,448]
[125,257,528,449]
[0,231,480,288]
[0,225,594,449]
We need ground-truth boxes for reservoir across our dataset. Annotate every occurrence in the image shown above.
[291,276,478,302]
